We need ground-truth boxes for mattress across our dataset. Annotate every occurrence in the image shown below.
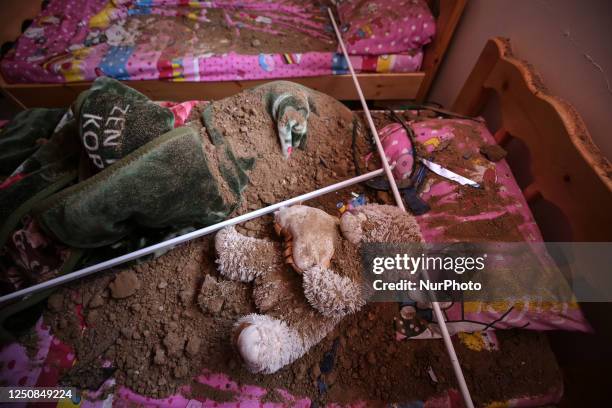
[0,0,427,84]
[0,103,575,407]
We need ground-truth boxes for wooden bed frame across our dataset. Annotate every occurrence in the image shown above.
[455,37,612,406]
[0,0,467,108]
[453,37,612,242]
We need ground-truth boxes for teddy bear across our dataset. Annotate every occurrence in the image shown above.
[214,203,423,374]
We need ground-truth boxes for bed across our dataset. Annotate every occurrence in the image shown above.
[0,0,467,108]
[452,37,612,407]
[0,37,611,406]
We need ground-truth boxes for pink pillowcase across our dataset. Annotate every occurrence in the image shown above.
[337,0,436,55]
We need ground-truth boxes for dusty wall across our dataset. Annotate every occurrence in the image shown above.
[429,0,612,159]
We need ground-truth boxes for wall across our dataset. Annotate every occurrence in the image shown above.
[429,0,612,159]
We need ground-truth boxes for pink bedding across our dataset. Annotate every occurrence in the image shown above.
[337,0,436,55]
[0,318,563,408]
[400,118,591,339]
[0,0,430,84]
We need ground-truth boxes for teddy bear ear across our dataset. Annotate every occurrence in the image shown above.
[340,211,366,244]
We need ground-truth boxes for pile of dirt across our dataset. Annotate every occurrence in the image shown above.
[44,85,375,399]
[45,255,561,406]
[42,107,557,405]
[208,83,364,215]
[46,239,224,396]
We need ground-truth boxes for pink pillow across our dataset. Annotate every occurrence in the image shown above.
[337,0,436,55]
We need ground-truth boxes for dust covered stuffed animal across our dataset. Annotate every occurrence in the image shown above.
[214,204,423,373]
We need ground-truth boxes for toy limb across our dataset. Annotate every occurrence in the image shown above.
[274,205,338,273]
[215,226,281,282]
[233,312,336,374]
[266,82,310,159]
[302,265,365,318]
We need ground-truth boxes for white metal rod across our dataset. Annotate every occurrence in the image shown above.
[327,8,475,408]
[0,168,385,306]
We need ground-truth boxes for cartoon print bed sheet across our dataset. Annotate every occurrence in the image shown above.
[392,117,591,341]
[0,0,428,84]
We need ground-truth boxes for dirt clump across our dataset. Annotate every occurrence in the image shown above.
[197,274,253,318]
[480,143,508,162]
[47,293,64,311]
[88,293,105,308]
[108,270,141,299]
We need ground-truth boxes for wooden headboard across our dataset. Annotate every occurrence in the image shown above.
[453,39,612,408]
[452,37,612,242]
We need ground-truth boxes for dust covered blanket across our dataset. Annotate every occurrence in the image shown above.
[0,0,428,84]
[32,76,248,248]
[0,80,248,293]
[0,109,77,290]
[73,76,175,171]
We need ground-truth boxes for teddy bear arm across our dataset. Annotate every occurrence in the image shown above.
[215,226,279,282]
[302,266,366,318]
